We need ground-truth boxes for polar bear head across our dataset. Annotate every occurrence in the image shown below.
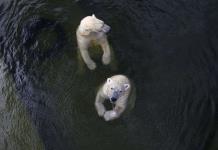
[78,14,111,36]
[105,78,130,103]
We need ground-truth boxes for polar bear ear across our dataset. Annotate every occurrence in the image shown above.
[124,84,130,91]
[92,14,96,18]
[107,78,113,84]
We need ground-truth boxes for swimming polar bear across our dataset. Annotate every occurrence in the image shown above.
[76,14,111,70]
[95,75,131,121]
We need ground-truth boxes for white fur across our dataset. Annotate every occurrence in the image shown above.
[95,75,131,121]
[76,14,111,70]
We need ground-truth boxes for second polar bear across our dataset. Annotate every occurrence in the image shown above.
[95,75,131,121]
[76,14,111,70]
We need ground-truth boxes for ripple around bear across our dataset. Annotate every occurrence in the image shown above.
[76,14,111,70]
[95,75,131,121]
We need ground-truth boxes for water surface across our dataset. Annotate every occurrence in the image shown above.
[0,0,217,150]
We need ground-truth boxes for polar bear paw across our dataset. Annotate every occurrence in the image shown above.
[96,107,105,117]
[102,54,111,65]
[87,61,97,70]
[104,110,117,121]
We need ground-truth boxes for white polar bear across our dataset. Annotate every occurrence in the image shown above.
[76,14,111,70]
[95,75,131,121]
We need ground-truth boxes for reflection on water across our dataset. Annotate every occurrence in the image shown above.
[0,0,217,150]
[0,60,44,149]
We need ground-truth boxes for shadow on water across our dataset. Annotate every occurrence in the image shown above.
[0,0,218,150]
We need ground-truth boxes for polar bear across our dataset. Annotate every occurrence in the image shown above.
[95,75,131,121]
[76,14,111,70]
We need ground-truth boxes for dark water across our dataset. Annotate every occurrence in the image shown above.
[0,0,218,150]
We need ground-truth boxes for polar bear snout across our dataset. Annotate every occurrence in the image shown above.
[109,91,119,103]
[102,24,111,33]
[110,97,117,103]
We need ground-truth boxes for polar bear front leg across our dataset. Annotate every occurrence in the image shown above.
[95,91,106,117]
[80,48,96,70]
[104,110,117,121]
[103,105,125,121]
[100,38,111,65]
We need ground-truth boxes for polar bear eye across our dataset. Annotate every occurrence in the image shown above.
[119,90,122,93]
[111,88,114,90]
